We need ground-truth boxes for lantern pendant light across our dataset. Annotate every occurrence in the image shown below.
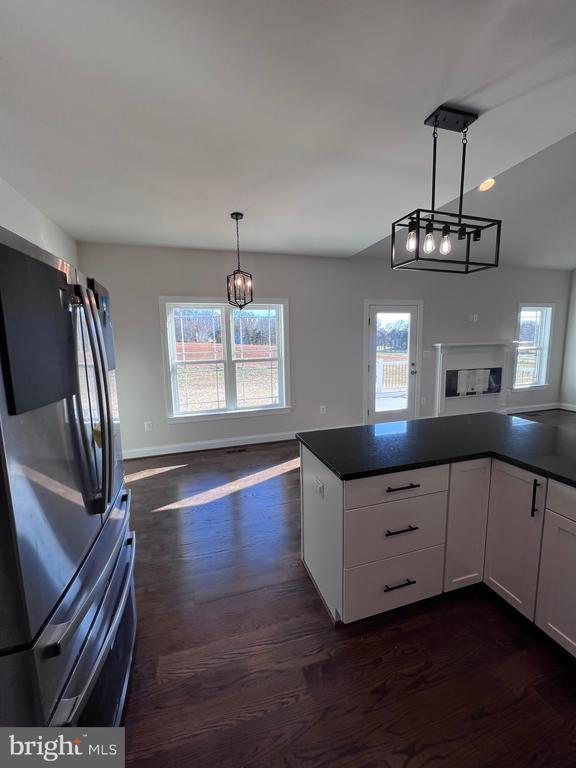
[391,104,502,274]
[227,212,253,309]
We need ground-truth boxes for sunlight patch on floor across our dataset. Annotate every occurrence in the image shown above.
[125,464,188,484]
[153,457,300,511]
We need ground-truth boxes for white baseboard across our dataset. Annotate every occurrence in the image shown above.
[122,420,366,460]
[505,402,561,414]
[123,430,297,459]
[557,402,576,412]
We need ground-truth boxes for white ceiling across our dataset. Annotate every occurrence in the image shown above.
[1,0,576,260]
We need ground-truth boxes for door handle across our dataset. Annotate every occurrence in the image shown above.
[531,479,541,517]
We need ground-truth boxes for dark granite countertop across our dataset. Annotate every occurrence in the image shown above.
[296,412,576,487]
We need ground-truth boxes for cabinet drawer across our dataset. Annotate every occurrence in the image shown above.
[343,545,444,623]
[546,480,576,523]
[344,465,449,510]
[345,492,447,567]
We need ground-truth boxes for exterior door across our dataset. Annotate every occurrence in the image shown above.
[366,304,420,423]
[484,460,546,620]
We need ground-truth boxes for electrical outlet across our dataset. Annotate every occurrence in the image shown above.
[319,405,327,415]
[420,396,426,405]
[144,421,153,432]
[469,313,479,323]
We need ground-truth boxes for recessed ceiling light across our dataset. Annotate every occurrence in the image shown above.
[478,177,495,191]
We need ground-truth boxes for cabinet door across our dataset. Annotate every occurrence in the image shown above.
[536,510,576,656]
[484,461,546,619]
[444,459,491,591]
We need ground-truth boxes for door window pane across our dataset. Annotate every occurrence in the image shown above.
[176,363,226,412]
[375,312,410,412]
[232,307,277,359]
[235,361,279,409]
[174,307,223,361]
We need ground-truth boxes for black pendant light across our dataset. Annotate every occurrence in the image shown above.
[227,212,253,309]
[391,105,501,274]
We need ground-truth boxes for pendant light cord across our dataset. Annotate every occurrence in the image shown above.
[431,120,438,215]
[458,126,468,223]
[236,216,241,270]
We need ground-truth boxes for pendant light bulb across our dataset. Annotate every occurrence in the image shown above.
[423,220,435,254]
[439,224,452,256]
[406,219,417,252]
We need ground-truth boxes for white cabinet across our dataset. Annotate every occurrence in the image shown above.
[484,460,546,620]
[300,446,343,621]
[444,459,491,591]
[302,453,448,623]
[536,509,576,656]
[343,545,445,623]
[344,492,447,567]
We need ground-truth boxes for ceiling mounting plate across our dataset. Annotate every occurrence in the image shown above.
[424,104,479,132]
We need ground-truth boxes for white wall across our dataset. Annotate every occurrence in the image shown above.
[561,271,576,407]
[0,176,77,265]
[79,242,571,458]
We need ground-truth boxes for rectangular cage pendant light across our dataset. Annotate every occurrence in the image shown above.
[391,105,501,274]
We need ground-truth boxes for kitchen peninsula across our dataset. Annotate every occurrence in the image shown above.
[297,413,576,659]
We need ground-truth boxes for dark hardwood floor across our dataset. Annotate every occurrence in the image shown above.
[517,408,576,428]
[122,440,576,768]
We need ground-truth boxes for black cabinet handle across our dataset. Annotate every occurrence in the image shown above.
[383,578,416,593]
[385,524,419,537]
[386,482,421,493]
[531,479,541,517]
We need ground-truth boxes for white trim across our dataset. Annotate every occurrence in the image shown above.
[505,402,561,414]
[362,299,424,425]
[166,405,292,423]
[158,296,291,419]
[122,421,365,460]
[123,430,297,459]
[557,402,576,412]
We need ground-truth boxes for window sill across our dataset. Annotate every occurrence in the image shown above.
[167,405,292,424]
[512,384,550,392]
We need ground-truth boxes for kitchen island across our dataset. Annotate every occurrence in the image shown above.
[296,412,576,658]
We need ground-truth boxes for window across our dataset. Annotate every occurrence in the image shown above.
[513,304,554,389]
[162,299,288,418]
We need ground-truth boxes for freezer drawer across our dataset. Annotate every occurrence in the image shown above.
[50,529,136,726]
[33,490,131,723]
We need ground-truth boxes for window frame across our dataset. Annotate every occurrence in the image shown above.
[512,303,555,390]
[160,297,291,422]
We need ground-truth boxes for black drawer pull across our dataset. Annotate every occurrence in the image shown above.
[386,482,421,493]
[531,479,541,517]
[383,578,416,593]
[385,524,419,537]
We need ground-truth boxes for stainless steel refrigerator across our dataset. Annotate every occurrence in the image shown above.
[0,227,136,726]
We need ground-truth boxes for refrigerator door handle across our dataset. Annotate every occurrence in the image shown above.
[43,495,131,657]
[69,297,103,509]
[76,284,111,509]
[85,288,114,508]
